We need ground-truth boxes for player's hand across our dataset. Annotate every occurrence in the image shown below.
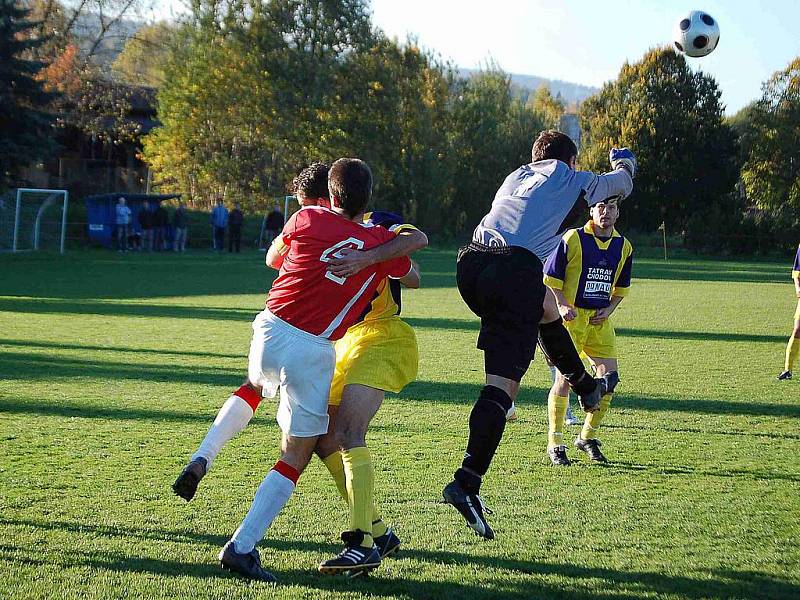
[589,306,612,325]
[609,148,636,178]
[326,247,375,278]
[558,303,577,322]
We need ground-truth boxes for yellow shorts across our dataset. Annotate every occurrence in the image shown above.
[328,318,419,406]
[564,307,617,360]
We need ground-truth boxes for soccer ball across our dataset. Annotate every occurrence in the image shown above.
[672,10,720,58]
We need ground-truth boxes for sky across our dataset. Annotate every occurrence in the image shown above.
[368,0,799,114]
[154,0,800,115]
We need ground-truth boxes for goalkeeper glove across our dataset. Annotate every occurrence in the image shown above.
[609,148,636,178]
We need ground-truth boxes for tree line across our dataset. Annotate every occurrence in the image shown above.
[3,0,800,252]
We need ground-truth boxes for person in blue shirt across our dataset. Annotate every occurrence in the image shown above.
[543,197,633,465]
[211,198,228,252]
[115,197,132,252]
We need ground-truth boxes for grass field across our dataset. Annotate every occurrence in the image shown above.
[1,249,799,599]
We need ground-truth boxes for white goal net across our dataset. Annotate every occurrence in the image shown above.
[0,188,69,253]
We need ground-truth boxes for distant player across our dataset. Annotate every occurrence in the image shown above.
[543,198,633,465]
[777,243,800,380]
[441,130,635,539]
[175,158,415,583]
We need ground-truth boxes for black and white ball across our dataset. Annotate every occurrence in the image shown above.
[673,11,720,58]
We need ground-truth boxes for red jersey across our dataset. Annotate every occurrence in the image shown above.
[266,206,412,340]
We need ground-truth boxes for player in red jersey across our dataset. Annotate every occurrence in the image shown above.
[175,159,416,583]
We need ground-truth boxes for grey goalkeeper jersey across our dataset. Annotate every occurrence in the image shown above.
[472,159,633,262]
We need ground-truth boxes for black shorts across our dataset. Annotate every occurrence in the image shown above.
[456,243,546,382]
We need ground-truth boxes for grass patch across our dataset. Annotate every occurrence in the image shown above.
[1,249,799,599]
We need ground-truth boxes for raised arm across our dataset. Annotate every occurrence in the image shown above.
[583,148,636,206]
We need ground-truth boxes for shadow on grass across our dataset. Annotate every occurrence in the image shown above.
[633,259,788,284]
[3,519,797,599]
[0,350,243,387]
[0,338,243,360]
[406,318,787,345]
[605,421,800,442]
[605,460,800,484]
[0,297,257,321]
[396,381,800,419]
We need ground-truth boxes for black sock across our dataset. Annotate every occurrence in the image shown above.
[539,318,596,396]
[455,385,512,493]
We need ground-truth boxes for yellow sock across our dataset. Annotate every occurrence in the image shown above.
[786,336,800,372]
[581,394,613,441]
[548,393,569,449]
[342,446,375,548]
[322,451,349,503]
[323,451,387,539]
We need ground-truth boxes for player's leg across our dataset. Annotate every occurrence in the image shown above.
[538,289,615,410]
[779,304,800,380]
[575,354,617,463]
[444,247,534,539]
[220,431,317,582]
[318,384,384,574]
[221,313,335,581]
[173,313,277,501]
[547,372,573,466]
[172,378,262,501]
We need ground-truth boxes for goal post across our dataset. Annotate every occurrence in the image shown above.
[5,188,69,254]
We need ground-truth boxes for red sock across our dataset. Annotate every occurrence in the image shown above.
[234,385,262,413]
[272,460,300,484]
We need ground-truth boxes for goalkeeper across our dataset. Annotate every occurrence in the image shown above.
[543,197,633,465]
[777,243,800,380]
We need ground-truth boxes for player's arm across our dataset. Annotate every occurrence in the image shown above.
[583,148,636,206]
[266,237,288,269]
[398,260,420,289]
[589,295,624,325]
[543,235,576,321]
[326,226,428,278]
[266,212,301,269]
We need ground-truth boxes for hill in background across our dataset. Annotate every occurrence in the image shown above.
[460,68,599,105]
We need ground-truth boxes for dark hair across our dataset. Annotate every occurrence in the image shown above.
[531,130,578,164]
[291,162,330,200]
[328,158,373,218]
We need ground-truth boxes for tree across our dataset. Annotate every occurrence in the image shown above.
[0,0,56,188]
[528,85,564,130]
[112,21,175,87]
[447,67,544,231]
[741,58,800,224]
[580,47,738,233]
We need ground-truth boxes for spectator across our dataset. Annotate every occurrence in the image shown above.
[211,198,228,251]
[139,203,154,251]
[154,203,169,251]
[264,203,284,246]
[228,202,244,253]
[115,197,132,252]
[173,201,188,252]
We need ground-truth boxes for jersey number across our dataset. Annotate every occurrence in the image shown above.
[320,237,365,285]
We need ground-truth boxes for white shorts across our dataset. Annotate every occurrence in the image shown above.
[248,309,335,437]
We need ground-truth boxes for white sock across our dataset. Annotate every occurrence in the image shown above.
[231,468,296,553]
[192,395,254,469]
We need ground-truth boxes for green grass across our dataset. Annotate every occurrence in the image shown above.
[1,248,799,599]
